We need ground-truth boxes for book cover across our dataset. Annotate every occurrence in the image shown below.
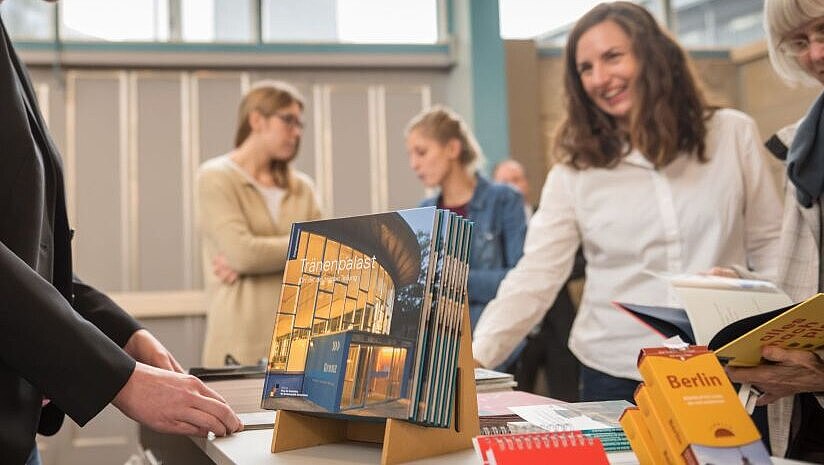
[636,346,768,463]
[633,384,687,465]
[713,293,824,367]
[261,207,438,420]
[619,407,668,465]
[473,431,609,465]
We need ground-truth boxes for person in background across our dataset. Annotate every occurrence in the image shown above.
[472,1,782,403]
[716,0,824,460]
[492,159,534,220]
[405,106,527,331]
[0,11,241,465]
[493,158,583,401]
[197,81,322,367]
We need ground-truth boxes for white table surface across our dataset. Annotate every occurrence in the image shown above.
[193,428,815,465]
[193,428,640,465]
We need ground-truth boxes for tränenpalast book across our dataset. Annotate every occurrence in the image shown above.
[260,207,473,427]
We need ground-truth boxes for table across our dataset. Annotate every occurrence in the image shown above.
[192,427,640,465]
[142,418,814,465]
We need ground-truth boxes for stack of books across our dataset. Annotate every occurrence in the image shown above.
[620,346,772,465]
[477,390,563,434]
[474,368,517,392]
[260,207,472,427]
[475,390,631,453]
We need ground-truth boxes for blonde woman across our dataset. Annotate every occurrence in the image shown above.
[405,106,527,332]
[198,81,321,367]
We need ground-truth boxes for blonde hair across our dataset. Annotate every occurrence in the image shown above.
[764,0,824,86]
[405,105,485,174]
[234,80,305,188]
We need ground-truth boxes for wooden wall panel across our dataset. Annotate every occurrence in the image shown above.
[384,86,429,211]
[70,73,126,291]
[136,74,186,290]
[327,86,373,217]
[194,73,242,165]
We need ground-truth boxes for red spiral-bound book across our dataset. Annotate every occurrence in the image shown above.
[473,431,610,465]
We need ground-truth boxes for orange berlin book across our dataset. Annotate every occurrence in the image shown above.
[619,407,668,465]
[472,431,609,465]
[636,346,772,465]
[633,384,687,465]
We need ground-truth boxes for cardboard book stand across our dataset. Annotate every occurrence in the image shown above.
[271,303,480,464]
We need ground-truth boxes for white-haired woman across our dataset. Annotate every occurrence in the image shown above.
[722,1,824,461]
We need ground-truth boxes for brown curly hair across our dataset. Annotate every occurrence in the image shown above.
[554,2,714,170]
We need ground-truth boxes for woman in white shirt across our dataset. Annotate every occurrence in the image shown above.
[472,1,783,402]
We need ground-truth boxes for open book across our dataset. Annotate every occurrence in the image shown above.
[713,293,824,366]
[614,275,824,366]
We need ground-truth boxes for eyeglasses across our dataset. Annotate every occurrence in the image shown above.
[274,113,305,130]
[778,22,824,57]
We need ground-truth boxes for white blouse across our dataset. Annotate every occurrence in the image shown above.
[226,155,286,223]
[472,109,783,380]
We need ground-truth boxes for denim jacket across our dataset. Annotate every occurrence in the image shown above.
[419,175,527,329]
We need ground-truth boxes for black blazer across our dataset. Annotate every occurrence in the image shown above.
[0,17,140,463]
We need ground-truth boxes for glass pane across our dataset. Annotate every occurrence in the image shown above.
[0,0,55,41]
[505,0,661,45]
[60,0,169,41]
[674,0,763,48]
[262,0,438,44]
[181,0,255,43]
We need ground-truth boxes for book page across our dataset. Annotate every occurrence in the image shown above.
[673,286,792,344]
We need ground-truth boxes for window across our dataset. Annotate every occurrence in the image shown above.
[501,0,764,48]
[507,0,661,45]
[60,0,169,42]
[2,0,440,44]
[262,0,439,44]
[674,0,763,48]
[181,0,256,43]
[0,0,55,41]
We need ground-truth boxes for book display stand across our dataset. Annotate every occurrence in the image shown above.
[270,303,480,465]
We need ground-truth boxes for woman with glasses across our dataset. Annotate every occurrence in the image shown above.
[472,2,782,403]
[197,80,322,367]
[717,0,824,460]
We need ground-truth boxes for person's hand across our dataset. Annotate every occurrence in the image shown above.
[705,266,739,278]
[726,346,824,405]
[113,362,243,437]
[212,254,239,284]
[124,329,184,373]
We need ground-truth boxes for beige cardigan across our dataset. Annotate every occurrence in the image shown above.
[197,155,321,366]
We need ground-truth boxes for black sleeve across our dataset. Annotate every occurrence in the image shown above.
[0,243,135,426]
[72,277,143,348]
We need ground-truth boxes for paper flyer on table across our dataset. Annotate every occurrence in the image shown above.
[508,404,610,431]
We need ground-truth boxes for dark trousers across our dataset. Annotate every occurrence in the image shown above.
[511,286,580,402]
[579,364,640,403]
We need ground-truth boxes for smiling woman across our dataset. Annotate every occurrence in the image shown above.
[471,1,784,405]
